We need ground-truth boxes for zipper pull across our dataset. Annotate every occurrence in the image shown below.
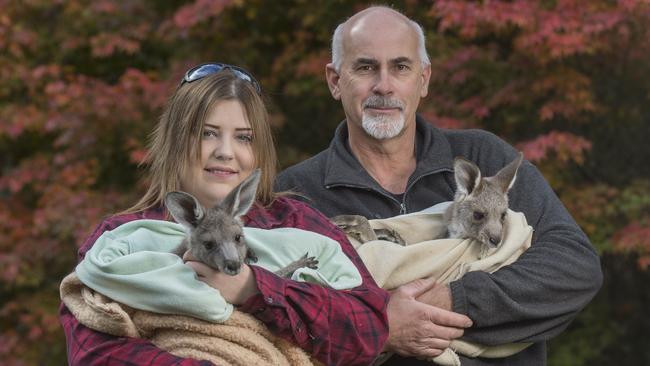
[399,202,406,215]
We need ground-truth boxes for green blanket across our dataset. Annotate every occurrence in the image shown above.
[76,219,362,323]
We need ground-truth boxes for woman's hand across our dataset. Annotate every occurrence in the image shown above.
[183,252,260,305]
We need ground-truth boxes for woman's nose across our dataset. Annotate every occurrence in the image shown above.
[213,138,234,160]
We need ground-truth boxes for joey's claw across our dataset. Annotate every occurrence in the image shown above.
[306,256,319,270]
[245,249,258,264]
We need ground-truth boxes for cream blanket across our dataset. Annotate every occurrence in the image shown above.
[60,273,317,366]
[352,209,533,365]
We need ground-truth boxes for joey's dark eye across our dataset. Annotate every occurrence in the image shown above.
[473,211,485,221]
[204,242,214,250]
[501,212,507,221]
[235,234,242,242]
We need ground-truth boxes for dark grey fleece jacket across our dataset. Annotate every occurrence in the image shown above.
[275,116,602,366]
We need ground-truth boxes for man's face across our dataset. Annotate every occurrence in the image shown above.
[327,14,431,140]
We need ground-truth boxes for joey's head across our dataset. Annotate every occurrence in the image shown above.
[449,153,523,248]
[165,169,261,275]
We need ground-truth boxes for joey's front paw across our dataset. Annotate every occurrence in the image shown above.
[297,253,319,270]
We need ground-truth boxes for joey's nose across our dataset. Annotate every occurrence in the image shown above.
[223,260,241,275]
[489,236,500,246]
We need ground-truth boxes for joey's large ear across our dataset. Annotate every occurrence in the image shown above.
[494,152,524,193]
[164,191,204,230]
[221,169,261,219]
[454,157,481,196]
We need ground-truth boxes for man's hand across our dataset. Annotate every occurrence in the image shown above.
[384,277,472,358]
[416,281,453,310]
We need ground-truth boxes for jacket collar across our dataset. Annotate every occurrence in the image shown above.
[323,115,455,189]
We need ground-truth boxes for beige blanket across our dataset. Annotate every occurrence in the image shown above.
[353,209,533,365]
[60,273,318,366]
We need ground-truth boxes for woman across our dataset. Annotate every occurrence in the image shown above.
[59,63,389,365]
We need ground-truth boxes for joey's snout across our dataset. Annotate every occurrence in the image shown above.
[488,235,501,247]
[484,224,503,248]
[208,241,245,276]
[222,259,242,275]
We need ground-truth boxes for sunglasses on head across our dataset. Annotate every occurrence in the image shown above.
[181,62,262,95]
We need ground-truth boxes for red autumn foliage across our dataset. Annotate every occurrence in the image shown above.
[0,0,648,364]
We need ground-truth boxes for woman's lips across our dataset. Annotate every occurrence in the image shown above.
[204,167,237,177]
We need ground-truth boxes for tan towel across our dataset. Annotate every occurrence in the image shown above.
[352,210,533,365]
[60,273,318,366]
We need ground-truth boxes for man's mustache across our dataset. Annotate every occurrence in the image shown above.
[362,96,404,110]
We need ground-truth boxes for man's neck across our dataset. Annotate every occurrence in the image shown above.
[348,124,417,194]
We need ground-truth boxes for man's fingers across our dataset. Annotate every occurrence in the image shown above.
[428,306,473,328]
[392,332,452,358]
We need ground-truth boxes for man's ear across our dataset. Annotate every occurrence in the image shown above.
[420,63,432,98]
[325,63,342,100]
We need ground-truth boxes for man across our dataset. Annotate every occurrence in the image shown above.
[275,6,603,366]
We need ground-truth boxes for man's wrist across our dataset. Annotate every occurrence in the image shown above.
[415,283,452,310]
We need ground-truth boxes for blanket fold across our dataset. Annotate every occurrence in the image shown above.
[60,272,317,366]
[353,209,534,365]
[75,220,362,323]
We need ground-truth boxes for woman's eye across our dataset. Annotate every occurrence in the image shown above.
[237,134,253,143]
[202,129,218,138]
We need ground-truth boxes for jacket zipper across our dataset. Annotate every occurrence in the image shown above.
[326,168,451,216]
[399,168,453,215]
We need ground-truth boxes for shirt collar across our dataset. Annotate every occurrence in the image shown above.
[323,115,454,189]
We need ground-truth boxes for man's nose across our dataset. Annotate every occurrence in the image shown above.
[372,69,393,95]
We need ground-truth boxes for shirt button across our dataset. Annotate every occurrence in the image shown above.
[265,296,274,304]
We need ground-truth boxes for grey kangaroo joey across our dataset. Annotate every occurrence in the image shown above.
[332,153,524,258]
[164,169,318,278]
[444,152,524,258]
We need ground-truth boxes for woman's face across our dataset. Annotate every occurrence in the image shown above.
[180,100,256,208]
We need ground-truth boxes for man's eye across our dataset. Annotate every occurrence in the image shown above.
[357,65,373,72]
[396,64,409,71]
[473,211,485,221]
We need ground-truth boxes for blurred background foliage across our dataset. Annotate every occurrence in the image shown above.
[0,0,648,365]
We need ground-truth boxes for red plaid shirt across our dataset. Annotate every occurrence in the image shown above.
[59,196,389,366]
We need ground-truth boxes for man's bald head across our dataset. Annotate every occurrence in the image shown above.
[331,6,430,72]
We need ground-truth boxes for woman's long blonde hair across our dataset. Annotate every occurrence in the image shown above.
[124,70,278,213]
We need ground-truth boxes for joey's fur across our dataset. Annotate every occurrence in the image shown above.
[444,153,523,256]
[165,169,317,277]
[332,153,524,257]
